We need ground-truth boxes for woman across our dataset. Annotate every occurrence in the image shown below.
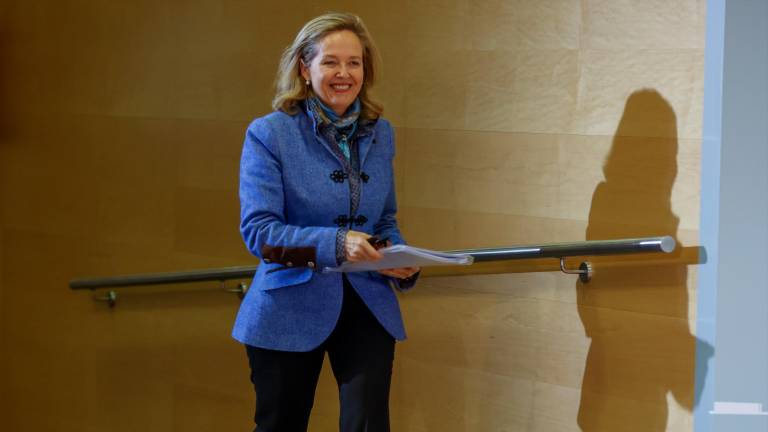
[232,12,419,432]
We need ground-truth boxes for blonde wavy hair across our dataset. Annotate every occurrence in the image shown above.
[272,12,383,120]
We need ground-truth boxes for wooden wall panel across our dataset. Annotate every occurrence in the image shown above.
[392,0,705,430]
[469,0,581,50]
[582,0,706,50]
[0,1,705,431]
[573,49,704,140]
[0,221,5,421]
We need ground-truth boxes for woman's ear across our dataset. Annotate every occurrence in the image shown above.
[299,60,310,82]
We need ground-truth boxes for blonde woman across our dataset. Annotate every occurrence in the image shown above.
[232,12,418,431]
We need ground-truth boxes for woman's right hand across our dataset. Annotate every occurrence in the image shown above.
[345,231,383,262]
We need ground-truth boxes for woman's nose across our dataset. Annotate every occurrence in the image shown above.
[336,65,350,77]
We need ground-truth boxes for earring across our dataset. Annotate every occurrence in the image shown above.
[305,79,310,85]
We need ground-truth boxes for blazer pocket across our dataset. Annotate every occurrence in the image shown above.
[259,266,314,291]
[265,265,296,275]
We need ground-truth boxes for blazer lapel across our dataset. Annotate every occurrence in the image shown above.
[314,129,347,166]
[300,110,347,166]
[356,121,376,167]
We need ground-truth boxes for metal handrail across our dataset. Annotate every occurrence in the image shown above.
[70,236,676,292]
[70,266,258,290]
[446,236,675,262]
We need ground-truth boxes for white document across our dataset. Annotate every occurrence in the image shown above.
[324,244,474,272]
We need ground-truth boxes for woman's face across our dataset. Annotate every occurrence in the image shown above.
[301,30,364,116]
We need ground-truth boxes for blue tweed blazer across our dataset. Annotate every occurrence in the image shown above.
[231,107,408,351]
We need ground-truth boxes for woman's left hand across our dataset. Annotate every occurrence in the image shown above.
[378,266,420,279]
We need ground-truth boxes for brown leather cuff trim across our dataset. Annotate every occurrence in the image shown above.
[261,245,318,269]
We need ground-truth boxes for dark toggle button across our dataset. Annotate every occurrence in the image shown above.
[330,170,348,183]
[333,215,349,227]
[360,172,370,183]
[334,215,366,227]
[353,215,368,226]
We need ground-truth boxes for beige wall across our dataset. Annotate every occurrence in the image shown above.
[0,1,705,431]
[390,2,705,431]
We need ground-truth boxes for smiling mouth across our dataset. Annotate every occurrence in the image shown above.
[331,84,352,91]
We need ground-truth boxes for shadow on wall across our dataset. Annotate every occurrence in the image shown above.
[576,90,713,431]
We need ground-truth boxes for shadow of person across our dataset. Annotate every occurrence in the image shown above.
[576,90,712,431]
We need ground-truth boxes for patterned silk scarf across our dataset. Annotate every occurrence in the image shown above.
[307,96,361,160]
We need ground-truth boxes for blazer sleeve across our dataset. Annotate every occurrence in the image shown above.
[239,123,339,270]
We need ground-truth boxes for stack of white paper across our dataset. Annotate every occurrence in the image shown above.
[325,245,474,272]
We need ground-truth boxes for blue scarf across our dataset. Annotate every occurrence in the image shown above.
[307,97,360,160]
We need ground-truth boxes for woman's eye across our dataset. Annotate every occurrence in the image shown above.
[322,61,337,66]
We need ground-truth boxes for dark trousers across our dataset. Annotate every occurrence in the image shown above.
[245,277,396,432]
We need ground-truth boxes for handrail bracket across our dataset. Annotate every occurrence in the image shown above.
[94,290,118,307]
[559,258,593,283]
